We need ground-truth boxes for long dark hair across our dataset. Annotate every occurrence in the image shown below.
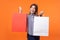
[29,4,38,15]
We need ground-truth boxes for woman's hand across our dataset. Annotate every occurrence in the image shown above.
[18,6,22,13]
[39,10,44,16]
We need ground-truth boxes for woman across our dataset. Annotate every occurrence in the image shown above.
[18,4,44,40]
[27,4,39,40]
[27,4,44,40]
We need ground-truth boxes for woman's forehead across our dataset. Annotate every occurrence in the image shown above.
[31,6,35,8]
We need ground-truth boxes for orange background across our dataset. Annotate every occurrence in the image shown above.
[0,0,60,40]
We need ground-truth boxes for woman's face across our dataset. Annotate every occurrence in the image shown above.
[30,5,36,14]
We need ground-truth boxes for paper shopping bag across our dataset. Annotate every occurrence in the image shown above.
[33,16,49,36]
[12,13,27,32]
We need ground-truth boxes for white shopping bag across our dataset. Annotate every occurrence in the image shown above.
[28,15,49,36]
[33,16,49,36]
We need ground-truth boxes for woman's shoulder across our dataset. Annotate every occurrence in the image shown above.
[26,14,31,16]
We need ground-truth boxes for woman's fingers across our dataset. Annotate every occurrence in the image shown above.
[39,10,44,16]
[18,6,22,13]
[40,10,44,14]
